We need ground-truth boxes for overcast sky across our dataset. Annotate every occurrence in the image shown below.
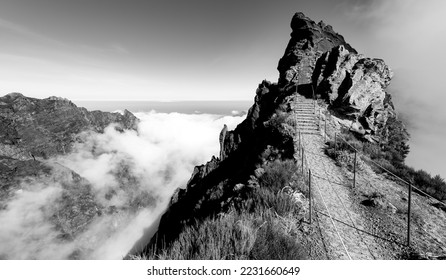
[0,0,445,177]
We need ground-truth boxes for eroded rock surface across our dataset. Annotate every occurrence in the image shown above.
[0,93,138,160]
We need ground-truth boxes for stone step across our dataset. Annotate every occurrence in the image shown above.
[297,124,319,128]
[296,101,315,104]
[295,115,317,119]
[296,112,317,118]
[296,109,315,112]
[297,125,319,130]
[297,117,317,121]
[299,130,321,135]
[297,122,318,125]
[297,126,319,130]
[295,114,317,118]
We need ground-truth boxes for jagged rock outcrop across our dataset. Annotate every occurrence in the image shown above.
[313,45,394,138]
[0,92,138,160]
[278,12,356,87]
[277,12,395,139]
[145,11,408,257]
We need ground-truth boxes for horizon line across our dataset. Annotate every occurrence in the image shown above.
[72,99,254,102]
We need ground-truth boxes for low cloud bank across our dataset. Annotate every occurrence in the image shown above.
[0,111,244,259]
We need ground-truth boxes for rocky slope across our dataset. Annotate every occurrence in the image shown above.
[277,12,400,142]
[142,12,411,258]
[0,92,137,160]
[0,93,141,259]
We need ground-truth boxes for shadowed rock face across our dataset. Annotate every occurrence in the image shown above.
[277,12,356,86]
[0,92,138,160]
[147,79,296,251]
[313,45,394,138]
[278,12,396,139]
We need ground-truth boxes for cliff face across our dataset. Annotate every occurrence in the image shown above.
[277,12,396,141]
[313,46,395,140]
[145,12,408,256]
[149,79,296,249]
[277,12,356,86]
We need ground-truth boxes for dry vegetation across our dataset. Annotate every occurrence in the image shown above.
[131,160,309,260]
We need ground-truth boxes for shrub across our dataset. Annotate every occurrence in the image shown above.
[244,187,301,217]
[367,157,395,175]
[258,159,297,193]
[250,220,307,260]
[363,142,382,160]
[412,170,446,201]
[144,212,257,260]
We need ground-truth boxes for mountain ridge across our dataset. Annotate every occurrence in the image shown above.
[138,12,446,260]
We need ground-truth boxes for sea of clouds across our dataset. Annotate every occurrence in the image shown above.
[0,111,244,259]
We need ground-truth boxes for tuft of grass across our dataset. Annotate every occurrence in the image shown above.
[258,159,297,193]
[250,220,307,260]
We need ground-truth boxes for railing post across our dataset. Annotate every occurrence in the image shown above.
[353,150,357,188]
[324,117,327,143]
[301,147,304,176]
[309,169,312,224]
[319,109,321,131]
[334,132,337,154]
[407,183,412,247]
[299,131,301,157]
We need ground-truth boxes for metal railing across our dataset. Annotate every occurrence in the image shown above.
[292,82,446,258]
[319,106,446,248]
[296,128,353,259]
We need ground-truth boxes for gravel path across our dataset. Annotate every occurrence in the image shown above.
[302,134,382,259]
[292,95,385,259]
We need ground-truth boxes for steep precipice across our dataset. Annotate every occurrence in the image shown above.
[142,12,410,259]
[277,12,399,142]
[278,12,357,86]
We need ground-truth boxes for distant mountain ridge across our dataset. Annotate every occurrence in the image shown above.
[0,92,138,161]
[0,93,140,259]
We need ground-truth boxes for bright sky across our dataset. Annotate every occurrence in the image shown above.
[0,0,445,177]
[0,0,420,101]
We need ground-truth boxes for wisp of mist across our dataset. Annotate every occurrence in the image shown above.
[0,111,244,259]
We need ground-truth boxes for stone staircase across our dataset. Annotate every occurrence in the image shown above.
[292,95,320,135]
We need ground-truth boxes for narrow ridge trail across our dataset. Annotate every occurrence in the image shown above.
[291,95,386,259]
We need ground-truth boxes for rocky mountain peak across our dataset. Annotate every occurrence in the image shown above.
[2,92,24,100]
[0,93,139,160]
[278,12,357,86]
[275,12,399,141]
